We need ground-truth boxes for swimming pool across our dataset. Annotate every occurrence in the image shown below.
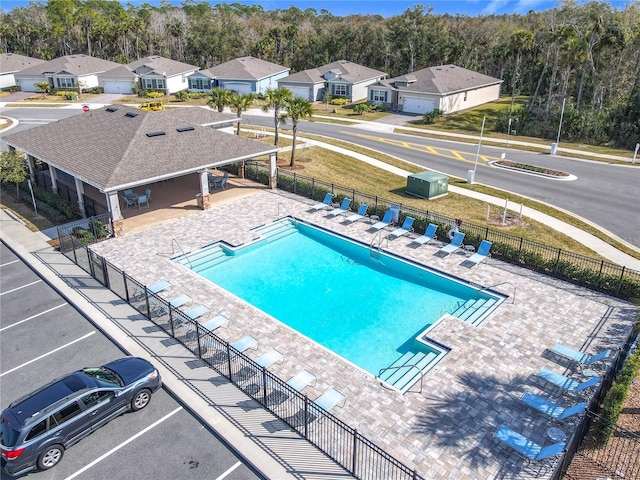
[178,220,500,379]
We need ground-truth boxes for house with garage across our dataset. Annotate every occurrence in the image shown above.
[194,56,290,95]
[0,53,45,90]
[368,64,502,114]
[278,60,386,103]
[125,56,200,94]
[14,54,121,93]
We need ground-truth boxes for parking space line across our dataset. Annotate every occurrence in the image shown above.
[0,303,67,332]
[0,331,96,377]
[0,279,42,296]
[216,461,242,479]
[63,406,183,480]
[0,259,20,267]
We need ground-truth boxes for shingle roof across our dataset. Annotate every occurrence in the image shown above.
[101,65,137,78]
[378,64,502,94]
[127,56,199,77]
[0,53,45,74]
[17,54,121,76]
[202,56,289,80]
[280,60,386,85]
[3,106,277,192]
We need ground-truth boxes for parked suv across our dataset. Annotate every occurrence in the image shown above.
[1,357,161,476]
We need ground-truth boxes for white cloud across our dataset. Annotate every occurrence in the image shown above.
[481,0,511,14]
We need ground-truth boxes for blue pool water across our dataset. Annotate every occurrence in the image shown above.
[191,222,496,375]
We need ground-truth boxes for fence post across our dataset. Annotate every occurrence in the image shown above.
[351,429,358,476]
[553,248,562,274]
[303,396,309,438]
[88,247,95,278]
[311,178,315,199]
[196,323,202,358]
[101,257,110,289]
[144,291,151,318]
[123,271,130,302]
[485,227,489,240]
[293,173,297,194]
[168,307,175,337]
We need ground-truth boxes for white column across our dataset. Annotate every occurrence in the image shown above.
[48,165,58,193]
[26,155,36,183]
[106,192,122,221]
[269,152,277,189]
[199,170,210,195]
[74,178,86,218]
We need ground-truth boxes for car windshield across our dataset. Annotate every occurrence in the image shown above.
[81,367,123,387]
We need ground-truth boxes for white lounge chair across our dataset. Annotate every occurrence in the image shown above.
[266,369,316,406]
[370,210,393,231]
[235,348,285,382]
[437,232,465,256]
[310,193,334,211]
[388,217,415,239]
[151,293,192,317]
[184,304,210,321]
[345,204,368,223]
[201,314,229,331]
[409,223,438,246]
[327,198,351,217]
[132,279,170,301]
[465,240,492,266]
[286,387,346,428]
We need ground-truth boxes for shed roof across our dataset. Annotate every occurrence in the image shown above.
[3,106,277,192]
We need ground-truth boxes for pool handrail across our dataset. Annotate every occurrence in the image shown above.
[378,364,424,393]
[483,281,516,304]
[277,202,298,224]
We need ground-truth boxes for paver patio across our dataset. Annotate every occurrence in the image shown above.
[90,188,637,480]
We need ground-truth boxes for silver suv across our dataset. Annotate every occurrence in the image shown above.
[1,357,161,476]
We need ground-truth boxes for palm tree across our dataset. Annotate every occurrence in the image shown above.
[230,93,257,135]
[262,87,292,146]
[281,97,313,167]
[208,87,231,112]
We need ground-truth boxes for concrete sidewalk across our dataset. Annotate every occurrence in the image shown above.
[0,208,350,480]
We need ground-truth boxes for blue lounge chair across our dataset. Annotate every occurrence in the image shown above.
[536,367,600,395]
[201,314,229,331]
[437,232,466,256]
[235,348,285,382]
[310,193,334,211]
[494,425,565,472]
[286,387,346,428]
[409,223,438,246]
[185,304,210,321]
[327,198,351,217]
[345,204,368,223]
[466,240,492,266]
[208,335,258,364]
[132,279,170,301]
[388,217,415,239]
[521,392,586,423]
[265,369,316,406]
[552,343,611,370]
[150,293,192,317]
[370,210,393,231]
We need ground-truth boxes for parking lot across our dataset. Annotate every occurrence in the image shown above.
[0,240,262,480]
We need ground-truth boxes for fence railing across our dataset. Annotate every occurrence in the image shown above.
[243,162,640,300]
[58,239,427,480]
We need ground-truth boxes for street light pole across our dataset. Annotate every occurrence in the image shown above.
[552,97,566,155]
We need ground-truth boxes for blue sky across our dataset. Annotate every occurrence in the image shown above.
[2,0,629,16]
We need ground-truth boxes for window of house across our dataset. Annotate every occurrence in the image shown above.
[190,78,208,90]
[57,77,76,89]
[142,78,165,90]
[333,84,348,96]
[370,90,387,102]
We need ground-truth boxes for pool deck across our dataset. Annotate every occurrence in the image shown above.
[90,189,637,480]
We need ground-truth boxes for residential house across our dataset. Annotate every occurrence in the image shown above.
[126,56,199,94]
[14,54,121,93]
[278,60,386,103]
[196,56,290,95]
[368,64,503,114]
[0,53,45,90]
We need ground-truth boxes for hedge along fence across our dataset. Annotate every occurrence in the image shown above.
[244,162,640,300]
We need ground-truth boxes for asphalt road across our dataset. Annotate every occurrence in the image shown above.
[2,106,639,248]
[246,115,640,248]
[0,240,262,480]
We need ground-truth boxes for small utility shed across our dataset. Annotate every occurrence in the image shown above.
[406,172,448,199]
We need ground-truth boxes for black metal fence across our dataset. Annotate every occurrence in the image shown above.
[244,162,640,300]
[57,240,426,480]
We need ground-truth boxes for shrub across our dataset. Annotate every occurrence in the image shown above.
[353,103,372,115]
[422,109,444,124]
[330,98,349,106]
[148,91,164,99]
[174,89,189,102]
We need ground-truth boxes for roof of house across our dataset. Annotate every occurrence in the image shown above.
[0,53,46,75]
[16,54,121,76]
[127,56,199,77]
[279,60,386,85]
[101,64,137,79]
[201,56,289,81]
[3,106,277,192]
[376,64,502,94]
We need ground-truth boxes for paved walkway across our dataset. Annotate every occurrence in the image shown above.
[4,190,637,480]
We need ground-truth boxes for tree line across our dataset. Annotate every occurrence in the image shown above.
[1,0,638,149]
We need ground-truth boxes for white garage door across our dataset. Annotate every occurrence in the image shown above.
[288,86,310,100]
[103,80,133,94]
[18,79,40,92]
[402,97,434,114]
[224,82,252,94]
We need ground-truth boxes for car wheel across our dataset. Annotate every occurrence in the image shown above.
[131,388,152,411]
[37,444,64,470]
